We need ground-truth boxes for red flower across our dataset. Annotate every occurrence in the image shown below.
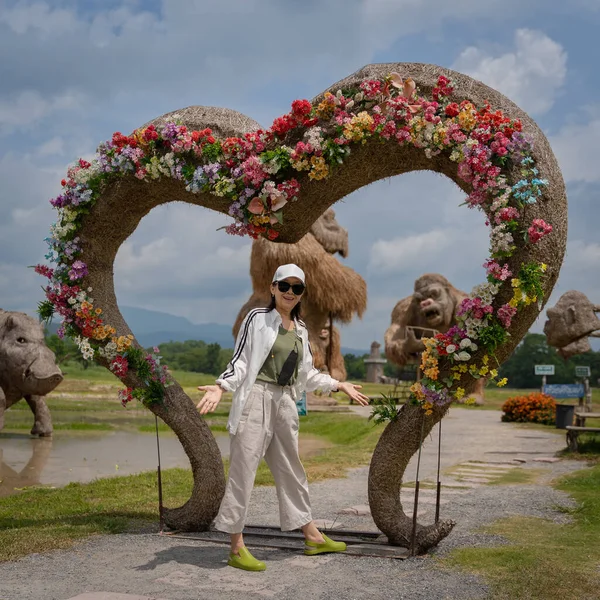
[271,114,296,137]
[267,229,279,241]
[291,99,312,118]
[445,103,460,117]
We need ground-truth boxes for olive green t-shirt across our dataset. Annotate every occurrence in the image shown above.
[257,326,304,385]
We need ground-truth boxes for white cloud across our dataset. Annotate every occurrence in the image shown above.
[37,136,65,157]
[550,114,600,183]
[0,1,77,35]
[453,29,567,116]
[0,90,85,136]
[369,229,455,273]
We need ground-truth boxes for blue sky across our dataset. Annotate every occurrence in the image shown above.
[1,0,599,350]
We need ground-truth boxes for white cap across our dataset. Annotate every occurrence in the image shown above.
[272,263,305,285]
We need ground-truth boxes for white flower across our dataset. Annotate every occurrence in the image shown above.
[470,343,478,352]
[446,344,457,354]
[456,351,471,361]
[460,338,472,349]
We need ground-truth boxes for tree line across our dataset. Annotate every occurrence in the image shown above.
[344,333,600,388]
[45,332,600,387]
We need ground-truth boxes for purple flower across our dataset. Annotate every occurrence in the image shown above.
[68,260,88,281]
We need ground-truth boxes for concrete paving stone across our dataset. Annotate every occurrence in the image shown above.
[462,462,518,469]
[338,504,371,516]
[401,495,449,505]
[312,518,345,530]
[67,594,168,600]
[443,481,483,488]
[532,457,560,463]
[453,468,506,475]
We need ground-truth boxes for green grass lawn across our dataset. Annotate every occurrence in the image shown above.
[441,461,600,600]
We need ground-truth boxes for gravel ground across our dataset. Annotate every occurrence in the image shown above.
[0,412,590,600]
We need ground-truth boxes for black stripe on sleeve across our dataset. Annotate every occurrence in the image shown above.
[221,308,269,380]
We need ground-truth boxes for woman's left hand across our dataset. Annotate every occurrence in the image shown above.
[336,382,370,406]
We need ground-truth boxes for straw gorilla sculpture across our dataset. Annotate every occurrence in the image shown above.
[385,274,486,403]
[36,62,567,553]
[233,208,367,383]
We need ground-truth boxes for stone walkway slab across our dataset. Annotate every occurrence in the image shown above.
[67,594,168,600]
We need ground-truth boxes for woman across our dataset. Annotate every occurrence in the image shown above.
[197,263,370,572]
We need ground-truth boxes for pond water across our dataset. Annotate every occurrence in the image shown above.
[0,430,330,497]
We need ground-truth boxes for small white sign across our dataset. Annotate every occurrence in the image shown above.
[535,365,555,376]
[575,366,591,378]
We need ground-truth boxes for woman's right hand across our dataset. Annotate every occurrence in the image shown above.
[196,385,223,415]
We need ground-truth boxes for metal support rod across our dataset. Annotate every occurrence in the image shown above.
[435,419,442,523]
[410,414,426,556]
[155,414,165,533]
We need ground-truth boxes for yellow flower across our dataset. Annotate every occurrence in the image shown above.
[315,93,336,119]
[490,369,498,378]
[95,308,103,315]
[478,366,489,376]
[343,111,374,142]
[508,297,519,308]
[482,355,489,365]
[308,155,329,181]
[424,366,439,380]
[410,382,426,400]
[540,263,548,272]
[291,157,310,171]
[464,396,477,406]
[497,378,508,387]
[452,372,462,381]
[459,364,468,373]
[458,105,477,130]
[469,364,479,376]
[511,278,521,288]
[423,401,433,416]
[454,387,466,400]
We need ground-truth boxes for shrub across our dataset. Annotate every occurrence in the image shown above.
[501,392,556,425]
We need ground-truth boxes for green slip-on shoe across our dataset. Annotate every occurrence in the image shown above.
[227,546,266,571]
[304,533,347,556]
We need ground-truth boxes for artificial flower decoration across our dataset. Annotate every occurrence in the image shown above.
[36,73,555,410]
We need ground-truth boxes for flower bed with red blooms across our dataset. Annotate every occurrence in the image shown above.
[35,72,555,408]
[501,393,556,425]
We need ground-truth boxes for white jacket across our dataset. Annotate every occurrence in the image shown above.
[216,308,339,434]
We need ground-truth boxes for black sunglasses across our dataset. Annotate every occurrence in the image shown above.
[276,281,305,295]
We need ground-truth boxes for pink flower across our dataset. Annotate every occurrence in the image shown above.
[247,197,265,215]
[270,194,287,212]
[495,206,520,224]
[498,304,517,328]
[484,259,512,281]
[528,219,553,243]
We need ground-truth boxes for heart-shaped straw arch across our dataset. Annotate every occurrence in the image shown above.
[37,63,567,551]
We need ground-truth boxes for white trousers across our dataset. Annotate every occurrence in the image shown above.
[213,382,313,534]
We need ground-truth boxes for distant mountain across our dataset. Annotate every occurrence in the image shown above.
[44,306,373,353]
[46,306,235,349]
[120,307,235,348]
